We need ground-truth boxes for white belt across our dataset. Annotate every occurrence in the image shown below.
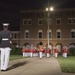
[2,38,9,40]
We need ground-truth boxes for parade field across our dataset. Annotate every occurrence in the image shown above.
[57,56,75,73]
[9,55,75,73]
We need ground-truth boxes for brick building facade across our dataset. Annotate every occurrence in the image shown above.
[13,8,75,53]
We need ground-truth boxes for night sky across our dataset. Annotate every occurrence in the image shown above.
[0,0,75,31]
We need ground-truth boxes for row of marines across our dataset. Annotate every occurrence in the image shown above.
[22,46,68,58]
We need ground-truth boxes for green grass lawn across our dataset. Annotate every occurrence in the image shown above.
[57,56,75,73]
[10,55,23,60]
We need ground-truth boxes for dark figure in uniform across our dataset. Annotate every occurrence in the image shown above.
[0,23,12,71]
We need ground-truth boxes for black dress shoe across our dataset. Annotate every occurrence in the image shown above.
[1,70,6,71]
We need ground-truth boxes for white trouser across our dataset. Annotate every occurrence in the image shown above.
[30,52,33,57]
[39,52,42,59]
[25,53,28,57]
[0,51,1,62]
[55,53,58,57]
[47,53,50,57]
[64,53,67,58]
[23,52,25,57]
[0,47,11,70]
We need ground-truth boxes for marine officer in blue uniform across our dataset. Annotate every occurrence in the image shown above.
[0,23,12,71]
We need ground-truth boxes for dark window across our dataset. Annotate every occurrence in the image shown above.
[49,32,51,38]
[56,19,61,25]
[71,32,75,38]
[73,18,75,24]
[68,18,72,24]
[26,32,29,38]
[38,19,43,25]
[39,32,42,38]
[57,32,60,38]
[14,34,17,38]
[28,19,31,25]
[23,20,27,25]
[57,20,60,24]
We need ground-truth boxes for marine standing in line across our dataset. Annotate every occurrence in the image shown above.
[0,23,12,71]
[54,47,58,57]
[62,46,68,58]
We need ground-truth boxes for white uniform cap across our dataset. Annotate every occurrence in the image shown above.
[3,23,9,26]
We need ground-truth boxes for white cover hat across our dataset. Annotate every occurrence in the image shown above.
[3,23,9,26]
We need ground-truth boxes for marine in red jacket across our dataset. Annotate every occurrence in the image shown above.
[54,47,58,57]
[62,46,68,58]
[54,48,58,53]
[46,48,51,57]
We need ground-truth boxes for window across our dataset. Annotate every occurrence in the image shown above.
[56,29,61,38]
[71,29,75,38]
[14,34,17,38]
[38,19,43,25]
[73,18,75,24]
[11,32,19,39]
[56,18,61,25]
[28,19,32,25]
[24,30,29,38]
[12,33,16,39]
[23,19,27,25]
[38,30,43,38]
[23,19,32,25]
[25,32,29,38]
[12,33,17,39]
[68,18,72,24]
[57,32,60,38]
[70,43,75,48]
[39,32,42,38]
[49,32,51,38]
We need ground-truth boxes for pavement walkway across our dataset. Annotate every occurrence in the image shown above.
[0,56,75,75]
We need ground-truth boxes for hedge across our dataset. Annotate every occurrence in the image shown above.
[68,48,75,56]
[10,47,75,56]
[10,47,22,55]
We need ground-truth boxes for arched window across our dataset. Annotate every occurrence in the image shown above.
[70,43,75,48]
[38,29,43,38]
[47,29,52,38]
[24,30,29,38]
[71,29,75,38]
[56,29,61,38]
